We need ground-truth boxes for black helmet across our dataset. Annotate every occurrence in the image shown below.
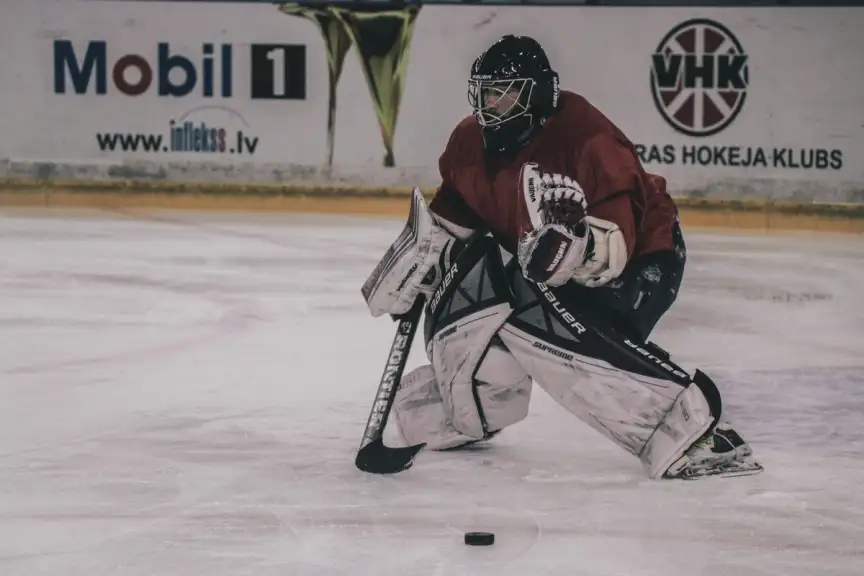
[468,35,560,156]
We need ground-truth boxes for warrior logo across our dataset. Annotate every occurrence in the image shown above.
[650,19,749,137]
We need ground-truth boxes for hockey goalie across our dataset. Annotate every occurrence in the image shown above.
[360,35,763,480]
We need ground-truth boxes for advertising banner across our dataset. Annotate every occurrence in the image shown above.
[0,0,861,201]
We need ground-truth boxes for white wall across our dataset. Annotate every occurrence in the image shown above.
[0,0,861,202]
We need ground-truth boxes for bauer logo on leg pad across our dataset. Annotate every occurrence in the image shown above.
[536,283,587,334]
[429,263,458,315]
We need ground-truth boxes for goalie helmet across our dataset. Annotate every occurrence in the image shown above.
[468,35,560,157]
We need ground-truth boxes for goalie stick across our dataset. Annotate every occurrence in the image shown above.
[355,297,426,474]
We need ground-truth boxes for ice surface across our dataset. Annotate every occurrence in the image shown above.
[0,208,862,576]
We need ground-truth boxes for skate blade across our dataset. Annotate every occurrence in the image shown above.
[678,461,765,480]
[716,462,765,478]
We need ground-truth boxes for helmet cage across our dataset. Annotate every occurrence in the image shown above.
[468,77,535,128]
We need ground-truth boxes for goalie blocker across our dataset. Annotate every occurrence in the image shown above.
[361,189,762,479]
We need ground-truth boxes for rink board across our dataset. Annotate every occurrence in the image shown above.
[1,1,863,214]
[1,180,862,234]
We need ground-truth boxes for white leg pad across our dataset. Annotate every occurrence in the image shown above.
[639,383,715,479]
[388,365,477,450]
[473,342,533,432]
[428,303,514,439]
[499,325,682,456]
[387,335,533,450]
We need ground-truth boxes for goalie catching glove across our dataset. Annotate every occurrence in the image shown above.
[517,162,628,287]
[361,187,461,317]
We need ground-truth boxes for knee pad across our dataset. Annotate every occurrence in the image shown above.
[390,343,533,450]
[423,236,518,439]
[499,265,723,477]
[391,236,535,449]
[474,338,533,433]
[389,365,477,450]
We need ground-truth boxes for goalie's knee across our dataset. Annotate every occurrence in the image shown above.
[388,341,533,451]
[474,339,533,432]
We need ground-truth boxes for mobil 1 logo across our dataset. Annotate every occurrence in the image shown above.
[651,19,748,137]
[250,44,306,100]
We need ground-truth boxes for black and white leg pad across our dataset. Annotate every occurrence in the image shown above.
[387,341,532,451]
[388,237,533,449]
[639,378,717,479]
[501,269,723,478]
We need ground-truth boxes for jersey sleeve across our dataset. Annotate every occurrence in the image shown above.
[429,126,486,237]
[576,134,641,258]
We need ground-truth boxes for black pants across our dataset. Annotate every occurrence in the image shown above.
[560,220,687,342]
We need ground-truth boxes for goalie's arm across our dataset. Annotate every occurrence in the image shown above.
[577,134,641,261]
[517,156,635,288]
[430,122,488,240]
[429,183,483,240]
[362,121,489,317]
[562,135,649,287]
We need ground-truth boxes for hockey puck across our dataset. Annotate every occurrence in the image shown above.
[464,532,495,546]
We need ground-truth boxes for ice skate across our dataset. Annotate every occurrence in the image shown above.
[664,423,764,480]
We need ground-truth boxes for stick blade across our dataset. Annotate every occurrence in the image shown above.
[355,436,426,474]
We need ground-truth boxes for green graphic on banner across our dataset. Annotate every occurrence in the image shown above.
[279,3,421,168]
[279,4,352,168]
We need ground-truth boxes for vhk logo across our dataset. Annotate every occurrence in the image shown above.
[53,40,233,97]
[650,19,749,137]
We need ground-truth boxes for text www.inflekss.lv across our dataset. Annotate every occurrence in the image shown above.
[96,121,259,154]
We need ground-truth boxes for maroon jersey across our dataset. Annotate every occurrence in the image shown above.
[430,90,678,262]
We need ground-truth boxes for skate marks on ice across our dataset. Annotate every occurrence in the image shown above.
[1,377,858,576]
[0,211,373,379]
[656,232,864,377]
[0,407,543,576]
[719,366,864,459]
[0,211,863,576]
